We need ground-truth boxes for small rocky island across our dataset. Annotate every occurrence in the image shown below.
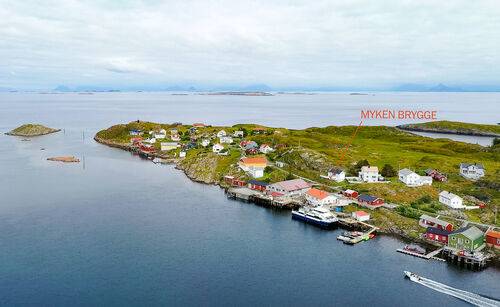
[47,157,80,163]
[5,124,61,137]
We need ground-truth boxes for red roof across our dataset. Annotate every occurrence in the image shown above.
[131,137,142,141]
[275,179,311,191]
[193,123,204,126]
[271,192,284,197]
[253,127,265,130]
[240,157,267,164]
[487,230,500,239]
[353,211,369,216]
[306,188,331,200]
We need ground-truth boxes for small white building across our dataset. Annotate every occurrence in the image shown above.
[154,129,167,139]
[275,161,285,167]
[352,211,370,221]
[233,131,244,138]
[171,133,180,141]
[359,166,379,183]
[460,163,485,180]
[248,165,265,178]
[217,130,227,138]
[259,144,273,153]
[439,191,464,209]
[220,136,233,144]
[328,169,346,182]
[201,139,210,147]
[398,168,432,187]
[145,137,156,144]
[179,151,186,158]
[305,188,338,207]
[212,143,224,153]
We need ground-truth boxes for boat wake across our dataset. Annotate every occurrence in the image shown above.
[412,275,500,307]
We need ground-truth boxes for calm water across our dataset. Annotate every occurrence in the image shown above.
[0,92,499,306]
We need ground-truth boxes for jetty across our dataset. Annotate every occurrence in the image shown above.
[226,187,300,208]
[396,247,446,262]
[441,246,492,270]
[335,214,379,244]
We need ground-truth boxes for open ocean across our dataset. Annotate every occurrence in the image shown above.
[0,92,498,306]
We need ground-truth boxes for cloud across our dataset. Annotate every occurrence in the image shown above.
[0,0,499,89]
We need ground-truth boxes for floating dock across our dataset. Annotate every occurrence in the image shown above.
[335,214,379,244]
[396,247,445,261]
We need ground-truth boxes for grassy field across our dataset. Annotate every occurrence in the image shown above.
[96,121,500,228]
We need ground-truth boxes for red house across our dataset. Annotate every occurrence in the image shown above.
[224,176,236,183]
[140,144,155,152]
[486,230,500,249]
[357,194,383,206]
[343,189,358,198]
[419,214,453,231]
[224,176,246,187]
[248,180,269,192]
[426,227,451,243]
[246,148,259,155]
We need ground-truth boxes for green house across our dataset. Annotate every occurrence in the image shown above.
[448,226,484,251]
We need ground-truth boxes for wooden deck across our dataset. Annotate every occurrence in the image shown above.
[396,247,445,261]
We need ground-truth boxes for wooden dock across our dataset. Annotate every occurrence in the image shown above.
[396,247,445,261]
[335,216,379,244]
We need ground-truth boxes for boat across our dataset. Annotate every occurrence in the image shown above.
[403,245,425,254]
[404,270,420,282]
[292,206,338,228]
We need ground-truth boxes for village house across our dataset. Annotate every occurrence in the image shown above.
[220,136,233,144]
[161,142,177,151]
[212,143,224,153]
[419,214,453,231]
[398,168,433,187]
[238,157,267,178]
[179,151,186,158]
[328,168,345,182]
[448,226,484,251]
[275,161,285,167]
[154,129,167,139]
[485,230,500,249]
[171,133,180,141]
[129,129,143,136]
[224,176,246,187]
[459,163,485,180]
[217,130,227,138]
[357,194,383,207]
[259,144,273,153]
[140,143,155,152]
[343,189,358,198]
[144,137,156,144]
[130,137,142,144]
[439,191,463,209]
[252,127,266,134]
[352,211,370,222]
[425,168,447,182]
[248,180,269,192]
[240,140,258,150]
[246,148,259,155]
[426,227,452,243]
[233,131,244,138]
[305,188,338,207]
[193,123,205,128]
[201,139,210,147]
[359,166,380,183]
[267,179,312,197]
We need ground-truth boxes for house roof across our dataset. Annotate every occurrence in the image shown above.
[357,194,380,202]
[193,123,204,126]
[451,226,484,240]
[253,127,265,130]
[426,227,452,236]
[213,143,223,147]
[344,189,357,194]
[460,163,484,169]
[161,142,177,146]
[425,168,436,174]
[399,168,415,176]
[439,191,461,200]
[486,230,500,239]
[275,179,311,191]
[419,214,451,227]
[361,166,378,172]
[306,188,331,200]
[353,210,369,216]
[329,168,343,174]
[240,157,267,165]
[248,180,269,186]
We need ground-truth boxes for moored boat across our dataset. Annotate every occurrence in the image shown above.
[292,206,338,228]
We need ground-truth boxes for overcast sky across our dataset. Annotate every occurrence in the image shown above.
[1,0,499,90]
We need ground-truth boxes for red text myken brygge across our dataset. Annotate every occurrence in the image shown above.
[360,110,437,120]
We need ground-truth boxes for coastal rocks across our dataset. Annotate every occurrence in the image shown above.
[397,123,500,137]
[179,152,221,184]
[47,157,80,163]
[6,124,61,136]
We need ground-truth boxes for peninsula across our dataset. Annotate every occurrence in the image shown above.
[5,124,61,137]
[397,121,500,137]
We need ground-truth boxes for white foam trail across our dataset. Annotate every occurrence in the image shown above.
[411,276,500,307]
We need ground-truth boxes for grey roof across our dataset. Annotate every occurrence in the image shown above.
[399,168,414,176]
[426,227,452,236]
[248,180,269,186]
[329,168,343,174]
[419,214,451,227]
[425,168,436,175]
[460,163,484,169]
[451,226,484,240]
[358,194,380,202]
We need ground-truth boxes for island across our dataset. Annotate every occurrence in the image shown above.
[5,124,61,137]
[95,121,500,267]
[47,157,80,163]
[397,121,500,137]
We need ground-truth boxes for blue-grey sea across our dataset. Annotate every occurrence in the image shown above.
[0,92,498,306]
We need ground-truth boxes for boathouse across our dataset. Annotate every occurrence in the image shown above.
[248,180,269,192]
[448,226,484,251]
[419,214,453,231]
[267,179,311,197]
[352,210,370,221]
[485,230,500,249]
[426,227,451,243]
[357,194,383,206]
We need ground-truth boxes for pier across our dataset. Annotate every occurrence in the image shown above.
[335,214,379,244]
[396,247,446,261]
[441,246,492,270]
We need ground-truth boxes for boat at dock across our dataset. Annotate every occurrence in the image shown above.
[403,245,425,254]
[292,206,338,228]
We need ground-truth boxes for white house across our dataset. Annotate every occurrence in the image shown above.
[398,168,432,187]
[171,133,180,141]
[439,191,464,209]
[267,179,312,197]
[212,143,224,153]
[328,168,345,182]
[259,144,273,153]
[352,211,370,221]
[145,137,156,144]
[220,136,233,144]
[359,166,379,183]
[460,163,485,180]
[275,161,285,167]
[233,131,244,138]
[217,130,227,138]
[305,188,338,206]
[247,165,265,178]
[201,139,210,147]
[179,151,186,158]
[154,129,167,139]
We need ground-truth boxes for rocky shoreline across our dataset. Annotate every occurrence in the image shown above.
[397,124,500,137]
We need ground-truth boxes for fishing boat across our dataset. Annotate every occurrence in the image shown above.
[403,245,425,254]
[292,206,338,228]
[404,271,420,282]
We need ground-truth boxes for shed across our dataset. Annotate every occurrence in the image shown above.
[352,211,370,221]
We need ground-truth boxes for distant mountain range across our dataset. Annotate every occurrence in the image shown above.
[392,83,464,92]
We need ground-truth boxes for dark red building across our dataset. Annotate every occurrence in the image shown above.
[343,189,358,198]
[426,227,451,243]
[357,194,383,206]
[248,180,269,192]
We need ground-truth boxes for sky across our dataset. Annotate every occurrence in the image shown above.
[1,0,500,90]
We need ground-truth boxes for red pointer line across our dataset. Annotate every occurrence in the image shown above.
[324,121,363,190]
